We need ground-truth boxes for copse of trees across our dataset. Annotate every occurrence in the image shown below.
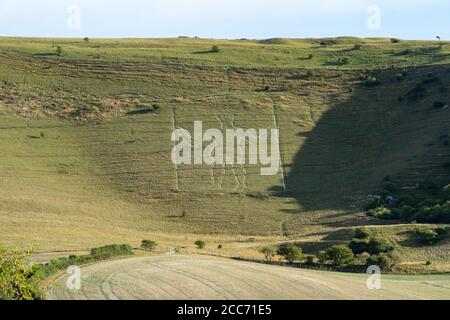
[367,182,450,223]
[414,227,447,245]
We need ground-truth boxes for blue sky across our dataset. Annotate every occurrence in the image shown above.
[0,0,448,39]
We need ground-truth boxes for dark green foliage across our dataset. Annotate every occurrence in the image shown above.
[90,244,132,260]
[141,240,157,251]
[194,240,206,249]
[305,256,315,265]
[210,45,220,53]
[41,244,132,278]
[354,227,371,239]
[367,206,391,219]
[367,180,450,223]
[367,252,399,271]
[325,245,354,266]
[349,238,370,255]
[414,228,447,245]
[277,245,303,264]
[10,244,134,299]
[349,236,394,255]
[366,237,394,255]
[390,38,401,43]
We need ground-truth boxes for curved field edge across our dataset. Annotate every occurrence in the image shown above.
[47,255,450,300]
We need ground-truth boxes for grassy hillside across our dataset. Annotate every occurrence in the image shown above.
[0,37,449,269]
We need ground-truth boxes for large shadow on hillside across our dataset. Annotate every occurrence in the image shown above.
[269,67,447,214]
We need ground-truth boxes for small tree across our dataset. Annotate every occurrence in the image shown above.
[83,37,90,43]
[325,245,354,266]
[211,45,220,53]
[279,245,303,264]
[194,240,205,249]
[259,246,276,262]
[141,240,157,252]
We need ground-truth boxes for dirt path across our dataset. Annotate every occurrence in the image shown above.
[47,255,450,300]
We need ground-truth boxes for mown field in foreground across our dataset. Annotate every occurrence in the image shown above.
[47,255,450,300]
[0,37,449,271]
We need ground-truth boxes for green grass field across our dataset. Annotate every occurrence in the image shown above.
[0,37,449,271]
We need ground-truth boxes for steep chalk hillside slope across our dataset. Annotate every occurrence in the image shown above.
[0,38,448,250]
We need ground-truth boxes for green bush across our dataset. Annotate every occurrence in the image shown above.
[278,245,304,264]
[367,252,399,271]
[349,238,370,255]
[325,245,354,266]
[367,237,394,255]
[367,206,391,219]
[416,203,450,223]
[414,228,447,245]
[305,256,315,264]
[210,45,220,53]
[354,227,371,240]
[390,38,401,43]
[90,244,132,260]
[141,240,157,252]
[194,240,206,249]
